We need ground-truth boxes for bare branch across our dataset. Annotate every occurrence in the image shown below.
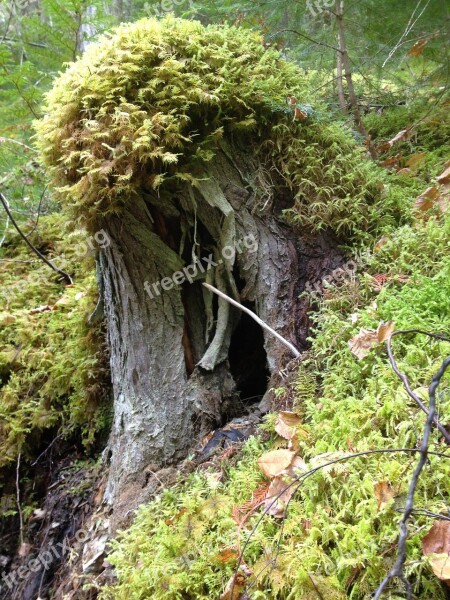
[0,191,73,284]
[202,282,300,358]
[374,355,450,599]
[387,329,450,444]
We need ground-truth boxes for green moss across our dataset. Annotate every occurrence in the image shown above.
[36,16,408,242]
[0,214,110,475]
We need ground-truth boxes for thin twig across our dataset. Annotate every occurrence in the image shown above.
[231,447,450,598]
[387,330,450,444]
[0,191,73,284]
[31,433,64,466]
[202,282,300,358]
[0,196,10,248]
[267,29,340,53]
[0,136,37,153]
[374,355,450,599]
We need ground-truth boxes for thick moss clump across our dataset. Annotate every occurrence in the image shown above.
[35,16,403,240]
[0,216,110,476]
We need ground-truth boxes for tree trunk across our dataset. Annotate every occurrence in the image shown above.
[100,147,308,505]
[335,0,378,159]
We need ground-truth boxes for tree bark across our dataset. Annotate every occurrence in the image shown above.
[100,147,307,505]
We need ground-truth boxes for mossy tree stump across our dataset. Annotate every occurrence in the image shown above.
[36,17,385,504]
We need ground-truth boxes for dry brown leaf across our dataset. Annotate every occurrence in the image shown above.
[294,106,308,121]
[422,521,450,584]
[396,168,413,176]
[287,455,308,477]
[220,564,252,600]
[381,153,403,168]
[423,521,450,556]
[348,328,378,359]
[348,321,394,360]
[437,165,450,185]
[414,186,441,214]
[275,411,301,440]
[374,480,394,510]
[377,321,395,342]
[214,547,239,564]
[428,554,450,583]
[264,475,297,518]
[257,449,296,478]
[408,38,428,57]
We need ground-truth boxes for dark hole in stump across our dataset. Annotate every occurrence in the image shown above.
[228,302,269,407]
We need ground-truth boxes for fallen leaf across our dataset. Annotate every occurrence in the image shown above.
[374,480,394,510]
[288,455,308,477]
[214,547,239,564]
[348,321,394,359]
[437,165,450,185]
[275,411,301,441]
[414,186,441,214]
[258,450,296,479]
[377,320,395,342]
[220,564,252,600]
[264,475,297,518]
[381,153,403,168]
[408,38,428,57]
[294,106,308,121]
[396,167,413,176]
[423,520,450,556]
[422,521,450,584]
[427,553,450,583]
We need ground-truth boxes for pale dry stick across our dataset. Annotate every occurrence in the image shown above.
[202,282,300,358]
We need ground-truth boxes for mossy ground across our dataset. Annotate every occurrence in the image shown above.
[0,214,110,516]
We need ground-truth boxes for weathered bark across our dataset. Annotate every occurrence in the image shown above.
[100,147,307,504]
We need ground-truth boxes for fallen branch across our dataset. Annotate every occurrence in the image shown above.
[387,329,450,444]
[374,354,450,599]
[0,191,73,284]
[202,282,300,358]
